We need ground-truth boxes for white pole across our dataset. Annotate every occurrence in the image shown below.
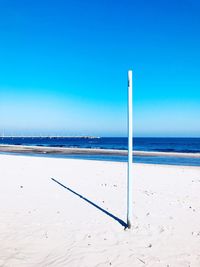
[127,70,133,229]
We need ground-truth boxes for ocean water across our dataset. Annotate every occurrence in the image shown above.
[0,137,200,166]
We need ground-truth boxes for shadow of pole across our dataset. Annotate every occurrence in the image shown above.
[51,178,128,229]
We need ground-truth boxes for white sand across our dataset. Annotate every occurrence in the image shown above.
[0,154,200,267]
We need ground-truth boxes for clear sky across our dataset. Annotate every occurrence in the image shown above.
[0,0,200,137]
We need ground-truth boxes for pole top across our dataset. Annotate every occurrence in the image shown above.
[128,70,132,80]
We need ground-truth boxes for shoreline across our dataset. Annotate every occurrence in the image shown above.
[1,152,200,170]
[1,144,200,158]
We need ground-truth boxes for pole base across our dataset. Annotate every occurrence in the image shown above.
[127,219,131,229]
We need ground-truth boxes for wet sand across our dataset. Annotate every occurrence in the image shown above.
[1,144,200,158]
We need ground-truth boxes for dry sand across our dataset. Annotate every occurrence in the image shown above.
[0,154,200,266]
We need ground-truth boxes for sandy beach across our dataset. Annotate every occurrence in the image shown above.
[1,154,200,266]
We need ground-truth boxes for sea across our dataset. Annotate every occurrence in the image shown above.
[0,137,200,166]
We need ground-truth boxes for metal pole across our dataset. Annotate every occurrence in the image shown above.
[127,70,133,229]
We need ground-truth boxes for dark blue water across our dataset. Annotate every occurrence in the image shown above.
[0,137,128,150]
[1,137,200,152]
[0,137,200,166]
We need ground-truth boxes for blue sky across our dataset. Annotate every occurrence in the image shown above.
[0,0,200,137]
